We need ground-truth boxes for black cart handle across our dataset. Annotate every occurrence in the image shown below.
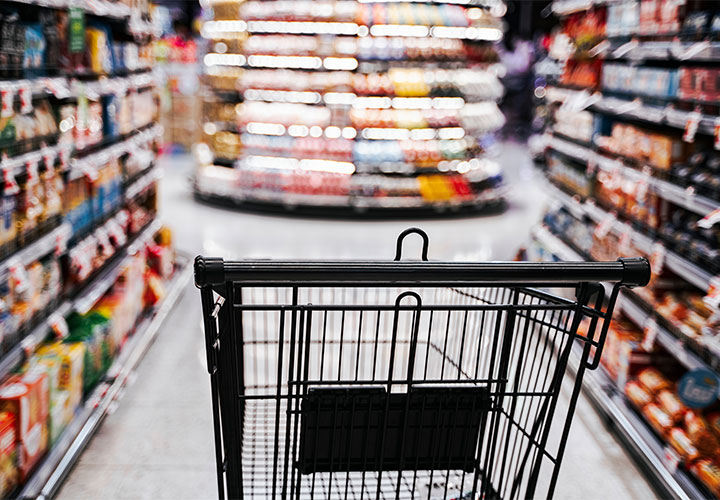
[195,256,650,288]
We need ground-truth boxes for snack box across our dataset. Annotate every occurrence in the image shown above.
[36,342,85,416]
[0,370,49,480]
[0,411,17,496]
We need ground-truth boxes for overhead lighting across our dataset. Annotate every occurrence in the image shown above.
[300,159,355,175]
[323,57,358,70]
[353,96,392,109]
[370,24,429,37]
[438,127,466,139]
[246,21,359,35]
[431,26,503,41]
[246,122,286,136]
[247,55,322,69]
[203,53,246,66]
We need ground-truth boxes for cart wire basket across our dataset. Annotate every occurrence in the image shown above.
[195,228,650,500]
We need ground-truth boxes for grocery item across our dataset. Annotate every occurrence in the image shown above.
[667,427,700,462]
[642,402,673,435]
[657,389,687,423]
[0,411,17,496]
[625,380,653,408]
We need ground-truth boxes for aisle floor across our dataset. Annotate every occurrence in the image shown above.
[57,145,656,499]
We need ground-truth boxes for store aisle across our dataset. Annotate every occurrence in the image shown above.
[57,145,655,499]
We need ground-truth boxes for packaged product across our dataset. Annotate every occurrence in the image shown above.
[36,342,85,415]
[22,24,45,78]
[642,403,673,436]
[66,312,112,393]
[625,380,653,408]
[0,369,49,480]
[637,367,671,395]
[85,26,111,75]
[0,187,17,248]
[48,390,68,444]
[684,412,720,458]
[0,411,17,496]
[144,270,166,307]
[691,459,720,496]
[668,427,699,462]
[657,389,687,423]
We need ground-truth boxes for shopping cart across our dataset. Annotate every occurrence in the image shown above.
[195,228,650,500]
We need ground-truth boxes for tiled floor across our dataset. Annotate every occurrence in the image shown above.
[57,145,656,499]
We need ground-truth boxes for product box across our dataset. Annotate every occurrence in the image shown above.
[700,69,720,103]
[36,342,85,416]
[639,0,659,34]
[678,67,699,100]
[0,370,49,480]
[0,411,17,496]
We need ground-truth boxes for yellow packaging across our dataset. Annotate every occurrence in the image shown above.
[418,175,454,202]
[36,342,85,415]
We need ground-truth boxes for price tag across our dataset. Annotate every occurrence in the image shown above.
[58,148,69,171]
[641,317,658,352]
[715,118,720,151]
[18,84,32,115]
[663,446,680,474]
[2,165,19,196]
[48,312,69,339]
[651,242,666,275]
[81,163,99,183]
[619,225,633,255]
[20,336,36,359]
[0,88,13,118]
[95,226,113,257]
[704,277,720,309]
[43,150,55,172]
[698,209,720,230]
[594,212,615,239]
[26,159,39,186]
[683,111,701,143]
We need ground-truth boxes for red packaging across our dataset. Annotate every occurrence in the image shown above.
[700,69,720,104]
[448,176,473,197]
[678,68,698,101]
[0,370,50,480]
[639,0,659,34]
[659,0,681,34]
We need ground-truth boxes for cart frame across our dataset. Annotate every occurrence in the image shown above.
[196,228,650,500]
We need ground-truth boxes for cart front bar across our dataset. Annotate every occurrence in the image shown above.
[194,256,650,288]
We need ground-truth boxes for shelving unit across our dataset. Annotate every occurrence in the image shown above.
[0,0,184,497]
[195,0,509,214]
[534,1,720,497]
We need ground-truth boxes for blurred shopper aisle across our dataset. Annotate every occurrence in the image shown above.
[56,145,654,499]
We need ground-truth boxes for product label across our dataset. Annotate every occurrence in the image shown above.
[698,209,720,230]
[704,277,720,309]
[48,312,69,339]
[715,117,720,151]
[0,89,13,118]
[69,8,85,54]
[18,84,32,115]
[641,317,658,352]
[651,243,665,275]
[594,212,615,239]
[677,369,720,409]
[683,111,701,143]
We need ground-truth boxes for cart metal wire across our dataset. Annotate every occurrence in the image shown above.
[195,228,650,500]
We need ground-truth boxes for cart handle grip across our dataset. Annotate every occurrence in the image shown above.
[194,256,651,288]
[394,227,429,261]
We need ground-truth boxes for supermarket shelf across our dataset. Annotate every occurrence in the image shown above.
[3,143,73,178]
[17,254,192,500]
[0,223,71,278]
[73,219,162,315]
[531,225,584,261]
[567,345,706,500]
[546,135,720,217]
[602,40,720,63]
[124,165,160,201]
[194,180,507,216]
[545,86,718,136]
[551,0,617,16]
[543,180,714,293]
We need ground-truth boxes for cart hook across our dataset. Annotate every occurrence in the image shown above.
[394,227,429,261]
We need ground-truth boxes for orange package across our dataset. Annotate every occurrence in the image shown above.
[692,460,720,497]
[637,367,671,395]
[668,427,700,462]
[643,403,673,436]
[685,412,720,458]
[0,370,50,480]
[657,390,688,423]
[625,381,653,409]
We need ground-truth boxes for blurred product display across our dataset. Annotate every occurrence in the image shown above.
[194,0,509,214]
[528,0,720,498]
[0,1,191,498]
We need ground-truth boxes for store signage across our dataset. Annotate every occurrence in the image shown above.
[677,369,720,409]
